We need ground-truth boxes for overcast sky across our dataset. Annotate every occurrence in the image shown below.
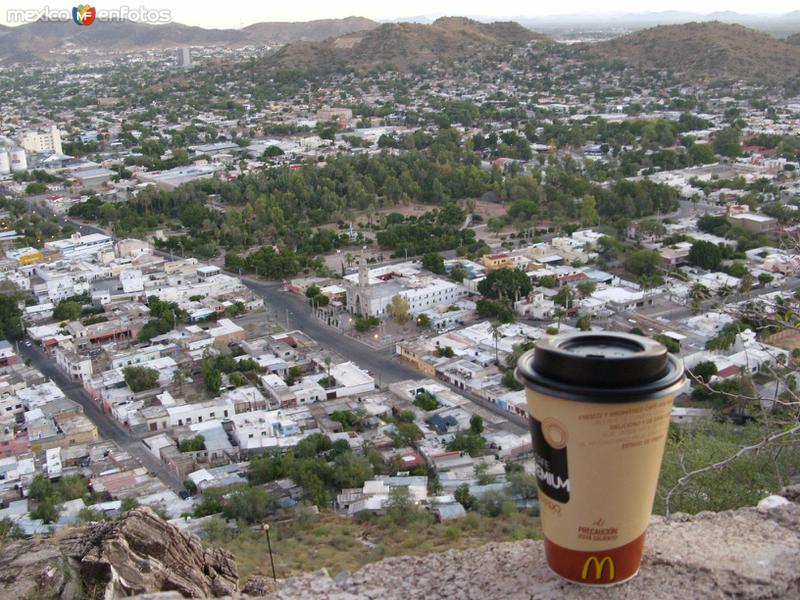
[2,1,799,28]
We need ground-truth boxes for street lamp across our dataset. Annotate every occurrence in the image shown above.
[262,523,277,582]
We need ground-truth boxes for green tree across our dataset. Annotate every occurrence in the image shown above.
[507,471,538,499]
[576,314,592,331]
[25,181,47,195]
[120,497,140,512]
[739,272,755,294]
[56,475,88,501]
[78,507,110,523]
[0,295,23,341]
[454,483,476,510]
[580,194,598,226]
[392,421,423,448]
[123,366,160,393]
[0,517,23,542]
[691,361,718,383]
[476,490,513,517]
[478,268,532,300]
[387,295,411,324]
[447,432,486,457]
[413,391,439,411]
[576,281,597,297]
[421,252,446,274]
[501,369,523,390]
[53,300,82,322]
[436,345,455,358]
[416,313,431,328]
[28,475,54,501]
[758,273,774,286]
[179,435,206,452]
[625,249,660,277]
[331,453,373,490]
[713,128,741,158]
[653,333,680,354]
[688,241,723,271]
[656,421,800,515]
[384,486,416,525]
[688,143,715,164]
[449,267,468,282]
[223,486,276,524]
[202,364,222,394]
[30,497,59,523]
[469,414,484,435]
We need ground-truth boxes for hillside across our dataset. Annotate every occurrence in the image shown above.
[0,19,244,64]
[0,16,380,64]
[585,21,800,83]
[264,17,548,73]
[787,33,800,46]
[243,16,378,44]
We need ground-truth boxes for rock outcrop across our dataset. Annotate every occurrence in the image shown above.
[0,507,238,599]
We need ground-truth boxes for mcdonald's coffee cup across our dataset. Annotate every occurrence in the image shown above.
[515,331,685,586]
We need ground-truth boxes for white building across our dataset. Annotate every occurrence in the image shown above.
[44,233,113,259]
[345,261,467,318]
[228,408,311,454]
[20,125,62,155]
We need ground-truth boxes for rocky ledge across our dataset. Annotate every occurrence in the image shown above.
[0,507,238,599]
[6,491,800,600]
[263,500,800,600]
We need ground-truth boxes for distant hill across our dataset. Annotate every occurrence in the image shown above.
[264,17,548,72]
[0,19,243,63]
[0,16,380,64]
[243,17,378,44]
[517,10,800,36]
[584,22,800,84]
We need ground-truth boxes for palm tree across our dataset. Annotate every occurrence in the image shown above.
[324,355,332,380]
[172,369,185,394]
[553,308,566,331]
[490,321,502,366]
[717,284,734,301]
[739,273,754,296]
[689,283,710,313]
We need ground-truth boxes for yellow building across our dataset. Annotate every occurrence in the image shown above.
[53,413,99,448]
[396,341,437,377]
[481,253,513,272]
[6,246,44,266]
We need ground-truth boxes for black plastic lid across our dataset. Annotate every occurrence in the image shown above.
[515,331,685,402]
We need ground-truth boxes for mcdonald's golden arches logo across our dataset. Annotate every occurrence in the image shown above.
[581,556,615,581]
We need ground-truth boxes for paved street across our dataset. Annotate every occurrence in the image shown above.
[19,212,528,481]
[59,215,528,430]
[19,343,184,492]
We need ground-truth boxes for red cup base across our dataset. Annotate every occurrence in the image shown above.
[544,533,646,586]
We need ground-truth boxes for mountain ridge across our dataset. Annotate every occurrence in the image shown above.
[263,17,549,73]
[0,16,380,64]
[584,21,800,84]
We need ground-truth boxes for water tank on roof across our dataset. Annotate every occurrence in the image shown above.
[9,147,26,172]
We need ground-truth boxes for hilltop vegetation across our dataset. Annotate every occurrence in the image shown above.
[586,21,800,85]
[69,130,678,278]
[264,17,548,74]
